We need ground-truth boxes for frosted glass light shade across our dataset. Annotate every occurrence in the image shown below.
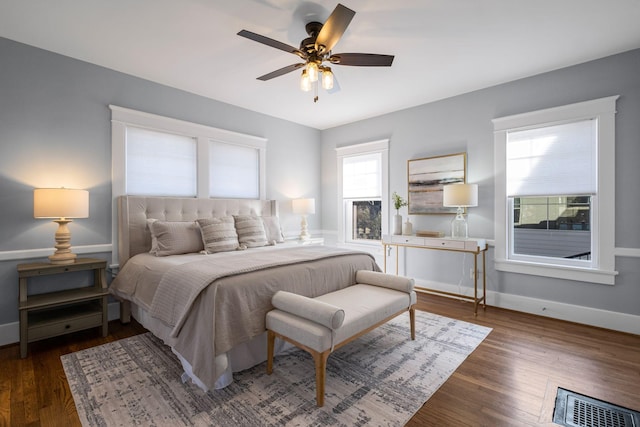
[321,68,334,90]
[300,69,311,92]
[34,188,89,218]
[307,62,319,82]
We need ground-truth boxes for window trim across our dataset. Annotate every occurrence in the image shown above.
[336,139,389,246]
[492,96,619,285]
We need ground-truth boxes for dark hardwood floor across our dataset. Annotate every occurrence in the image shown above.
[1,293,638,426]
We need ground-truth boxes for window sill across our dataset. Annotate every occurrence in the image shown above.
[495,258,617,285]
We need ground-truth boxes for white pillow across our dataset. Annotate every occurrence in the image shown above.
[261,216,285,243]
[148,220,203,256]
[234,215,269,248]
[197,217,240,253]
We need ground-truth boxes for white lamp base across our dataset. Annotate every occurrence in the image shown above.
[49,219,77,265]
[299,215,310,240]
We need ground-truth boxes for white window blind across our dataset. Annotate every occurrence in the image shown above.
[209,140,259,198]
[506,119,596,197]
[342,153,382,199]
[126,126,197,196]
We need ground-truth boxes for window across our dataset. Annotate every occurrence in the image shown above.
[126,126,197,196]
[110,105,267,262]
[111,105,266,199]
[336,140,389,245]
[209,140,260,199]
[493,96,618,285]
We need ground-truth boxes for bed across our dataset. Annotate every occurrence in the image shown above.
[109,196,380,391]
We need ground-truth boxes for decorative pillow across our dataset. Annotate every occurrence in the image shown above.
[261,216,285,243]
[234,215,269,248]
[148,220,203,256]
[197,217,239,253]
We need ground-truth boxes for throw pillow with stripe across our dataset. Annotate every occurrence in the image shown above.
[196,217,239,253]
[234,215,269,248]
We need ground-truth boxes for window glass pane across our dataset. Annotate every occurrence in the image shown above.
[210,141,259,198]
[351,200,381,241]
[512,196,591,260]
[126,127,197,196]
[343,153,382,198]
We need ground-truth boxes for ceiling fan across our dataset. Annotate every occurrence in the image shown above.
[238,3,394,102]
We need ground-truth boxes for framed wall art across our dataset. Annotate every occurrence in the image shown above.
[407,152,467,214]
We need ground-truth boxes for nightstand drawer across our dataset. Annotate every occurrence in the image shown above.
[27,302,103,342]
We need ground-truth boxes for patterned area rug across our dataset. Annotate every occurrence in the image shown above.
[61,310,491,426]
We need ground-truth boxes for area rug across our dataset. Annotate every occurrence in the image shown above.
[61,310,491,426]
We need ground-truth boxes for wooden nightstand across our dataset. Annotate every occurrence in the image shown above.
[18,258,109,358]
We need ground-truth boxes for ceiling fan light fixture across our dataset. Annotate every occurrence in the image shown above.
[238,3,394,103]
[300,69,311,92]
[321,67,334,90]
[307,62,319,82]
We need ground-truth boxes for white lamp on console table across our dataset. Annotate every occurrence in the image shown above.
[292,198,315,241]
[34,188,89,265]
[443,183,478,238]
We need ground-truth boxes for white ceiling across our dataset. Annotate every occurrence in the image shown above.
[2,0,640,129]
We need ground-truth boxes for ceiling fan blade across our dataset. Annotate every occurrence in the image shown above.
[329,53,394,67]
[315,4,355,53]
[238,30,306,59]
[257,63,305,81]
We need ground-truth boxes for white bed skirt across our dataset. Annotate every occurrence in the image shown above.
[129,302,292,391]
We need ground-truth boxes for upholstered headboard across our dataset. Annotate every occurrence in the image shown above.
[117,196,278,267]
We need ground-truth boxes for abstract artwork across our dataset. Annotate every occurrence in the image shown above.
[408,152,466,214]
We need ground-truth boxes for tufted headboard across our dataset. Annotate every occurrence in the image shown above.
[117,196,278,267]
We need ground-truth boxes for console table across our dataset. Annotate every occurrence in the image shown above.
[382,235,487,315]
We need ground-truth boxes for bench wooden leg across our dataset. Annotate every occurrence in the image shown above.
[409,306,416,340]
[313,350,331,407]
[267,330,275,375]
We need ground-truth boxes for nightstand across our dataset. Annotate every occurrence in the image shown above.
[18,258,109,358]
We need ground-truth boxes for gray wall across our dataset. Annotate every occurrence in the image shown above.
[321,49,640,318]
[1,35,638,335]
[0,37,321,327]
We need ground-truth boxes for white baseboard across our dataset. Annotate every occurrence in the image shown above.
[0,301,122,347]
[415,278,640,335]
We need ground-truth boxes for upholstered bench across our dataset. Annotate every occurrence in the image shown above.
[265,270,416,407]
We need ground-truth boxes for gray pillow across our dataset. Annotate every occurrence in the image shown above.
[197,217,239,253]
[148,220,204,256]
[234,215,269,248]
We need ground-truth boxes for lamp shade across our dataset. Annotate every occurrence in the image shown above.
[34,188,89,219]
[292,198,316,215]
[443,184,478,207]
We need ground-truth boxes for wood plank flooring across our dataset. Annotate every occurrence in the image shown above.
[1,293,638,426]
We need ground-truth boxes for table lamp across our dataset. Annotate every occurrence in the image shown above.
[34,188,89,264]
[292,198,315,240]
[443,183,478,238]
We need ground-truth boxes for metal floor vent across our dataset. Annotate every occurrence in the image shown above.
[553,388,640,427]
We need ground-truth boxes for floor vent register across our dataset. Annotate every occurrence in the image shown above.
[553,388,640,427]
